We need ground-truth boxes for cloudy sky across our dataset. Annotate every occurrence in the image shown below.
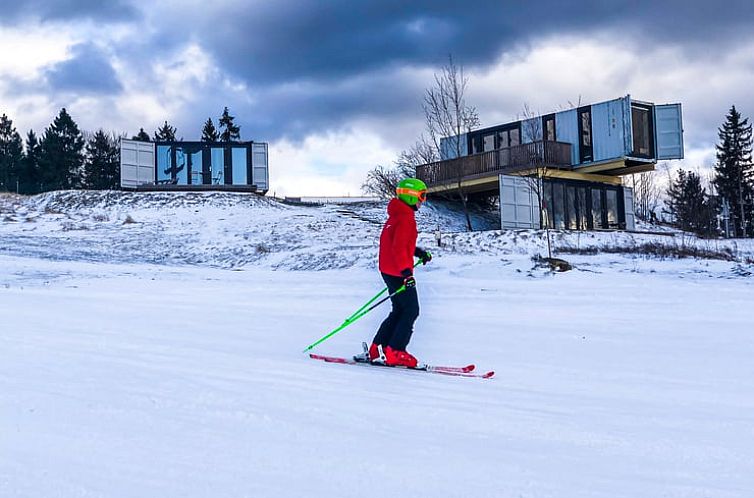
[1,0,753,195]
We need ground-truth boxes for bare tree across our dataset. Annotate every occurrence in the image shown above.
[631,171,662,222]
[361,164,401,199]
[422,55,480,231]
[397,134,438,173]
[519,104,554,258]
[362,134,436,197]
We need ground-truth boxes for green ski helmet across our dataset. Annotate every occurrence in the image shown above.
[396,178,428,206]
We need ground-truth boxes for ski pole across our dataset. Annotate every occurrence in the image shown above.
[341,259,421,323]
[302,285,407,353]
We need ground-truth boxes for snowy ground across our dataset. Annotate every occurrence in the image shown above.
[2,192,754,497]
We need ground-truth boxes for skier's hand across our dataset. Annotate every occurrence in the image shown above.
[403,275,416,289]
[415,247,431,265]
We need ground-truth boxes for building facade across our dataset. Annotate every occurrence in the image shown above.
[120,139,269,194]
[418,95,683,230]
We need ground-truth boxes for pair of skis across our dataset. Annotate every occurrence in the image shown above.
[309,352,494,379]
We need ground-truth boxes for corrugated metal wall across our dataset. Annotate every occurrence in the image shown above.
[592,96,629,161]
[555,109,579,165]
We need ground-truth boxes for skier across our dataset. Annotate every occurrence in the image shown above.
[365,178,432,368]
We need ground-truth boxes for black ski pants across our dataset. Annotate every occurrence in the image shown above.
[372,272,419,351]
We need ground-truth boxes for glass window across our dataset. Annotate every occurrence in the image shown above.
[553,183,565,229]
[174,148,188,185]
[210,148,224,184]
[577,188,588,230]
[483,134,495,152]
[471,136,481,154]
[498,131,509,149]
[510,128,520,147]
[231,147,247,185]
[544,116,556,141]
[188,148,203,185]
[632,106,652,157]
[157,145,171,183]
[580,111,592,147]
[606,189,619,227]
[591,188,604,229]
[543,182,554,229]
[566,186,577,229]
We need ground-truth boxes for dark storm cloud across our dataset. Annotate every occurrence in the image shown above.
[0,0,139,24]
[192,0,754,85]
[45,43,122,95]
[147,0,754,142]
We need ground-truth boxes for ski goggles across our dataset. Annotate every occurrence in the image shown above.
[396,188,428,202]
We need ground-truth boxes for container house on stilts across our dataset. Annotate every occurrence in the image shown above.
[416,95,684,230]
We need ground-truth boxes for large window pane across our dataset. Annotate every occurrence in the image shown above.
[498,131,509,149]
[591,188,604,229]
[157,145,172,183]
[632,106,652,157]
[544,117,556,141]
[188,147,203,185]
[577,188,588,229]
[543,182,554,229]
[553,183,565,229]
[210,148,224,184]
[566,186,577,229]
[483,134,495,152]
[174,148,188,185]
[231,147,247,185]
[510,129,520,147]
[606,189,619,228]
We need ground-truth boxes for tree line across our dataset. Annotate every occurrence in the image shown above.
[665,105,754,238]
[0,106,242,195]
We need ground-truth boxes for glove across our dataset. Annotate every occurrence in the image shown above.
[401,268,416,289]
[415,247,432,265]
[403,275,416,289]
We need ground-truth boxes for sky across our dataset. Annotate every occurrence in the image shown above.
[1,0,754,196]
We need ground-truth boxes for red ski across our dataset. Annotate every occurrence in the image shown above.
[309,353,495,379]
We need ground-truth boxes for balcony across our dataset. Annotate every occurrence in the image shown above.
[417,140,573,191]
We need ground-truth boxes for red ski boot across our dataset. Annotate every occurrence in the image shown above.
[384,346,418,368]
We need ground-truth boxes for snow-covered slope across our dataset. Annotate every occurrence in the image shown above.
[2,191,753,270]
[1,191,754,498]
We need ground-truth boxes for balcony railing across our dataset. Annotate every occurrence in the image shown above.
[417,140,572,188]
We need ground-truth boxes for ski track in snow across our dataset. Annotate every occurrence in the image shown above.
[1,191,754,498]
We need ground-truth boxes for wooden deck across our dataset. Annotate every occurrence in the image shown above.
[417,141,572,194]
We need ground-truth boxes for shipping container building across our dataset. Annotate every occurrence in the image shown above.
[418,95,683,230]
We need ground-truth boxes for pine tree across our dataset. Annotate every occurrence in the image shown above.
[38,108,86,191]
[20,130,41,195]
[132,128,151,141]
[84,130,120,190]
[665,169,717,237]
[713,105,754,237]
[218,107,240,142]
[201,117,219,141]
[0,113,24,193]
[153,121,177,141]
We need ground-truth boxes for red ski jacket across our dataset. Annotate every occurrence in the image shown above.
[379,198,418,277]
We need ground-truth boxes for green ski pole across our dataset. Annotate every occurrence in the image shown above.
[302,285,407,353]
[340,259,421,323]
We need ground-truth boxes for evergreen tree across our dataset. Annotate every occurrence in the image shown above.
[0,113,24,193]
[218,107,240,142]
[665,169,717,237]
[713,105,754,237]
[132,128,151,141]
[201,117,219,141]
[38,108,86,191]
[20,130,41,195]
[153,121,177,141]
[84,130,120,190]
